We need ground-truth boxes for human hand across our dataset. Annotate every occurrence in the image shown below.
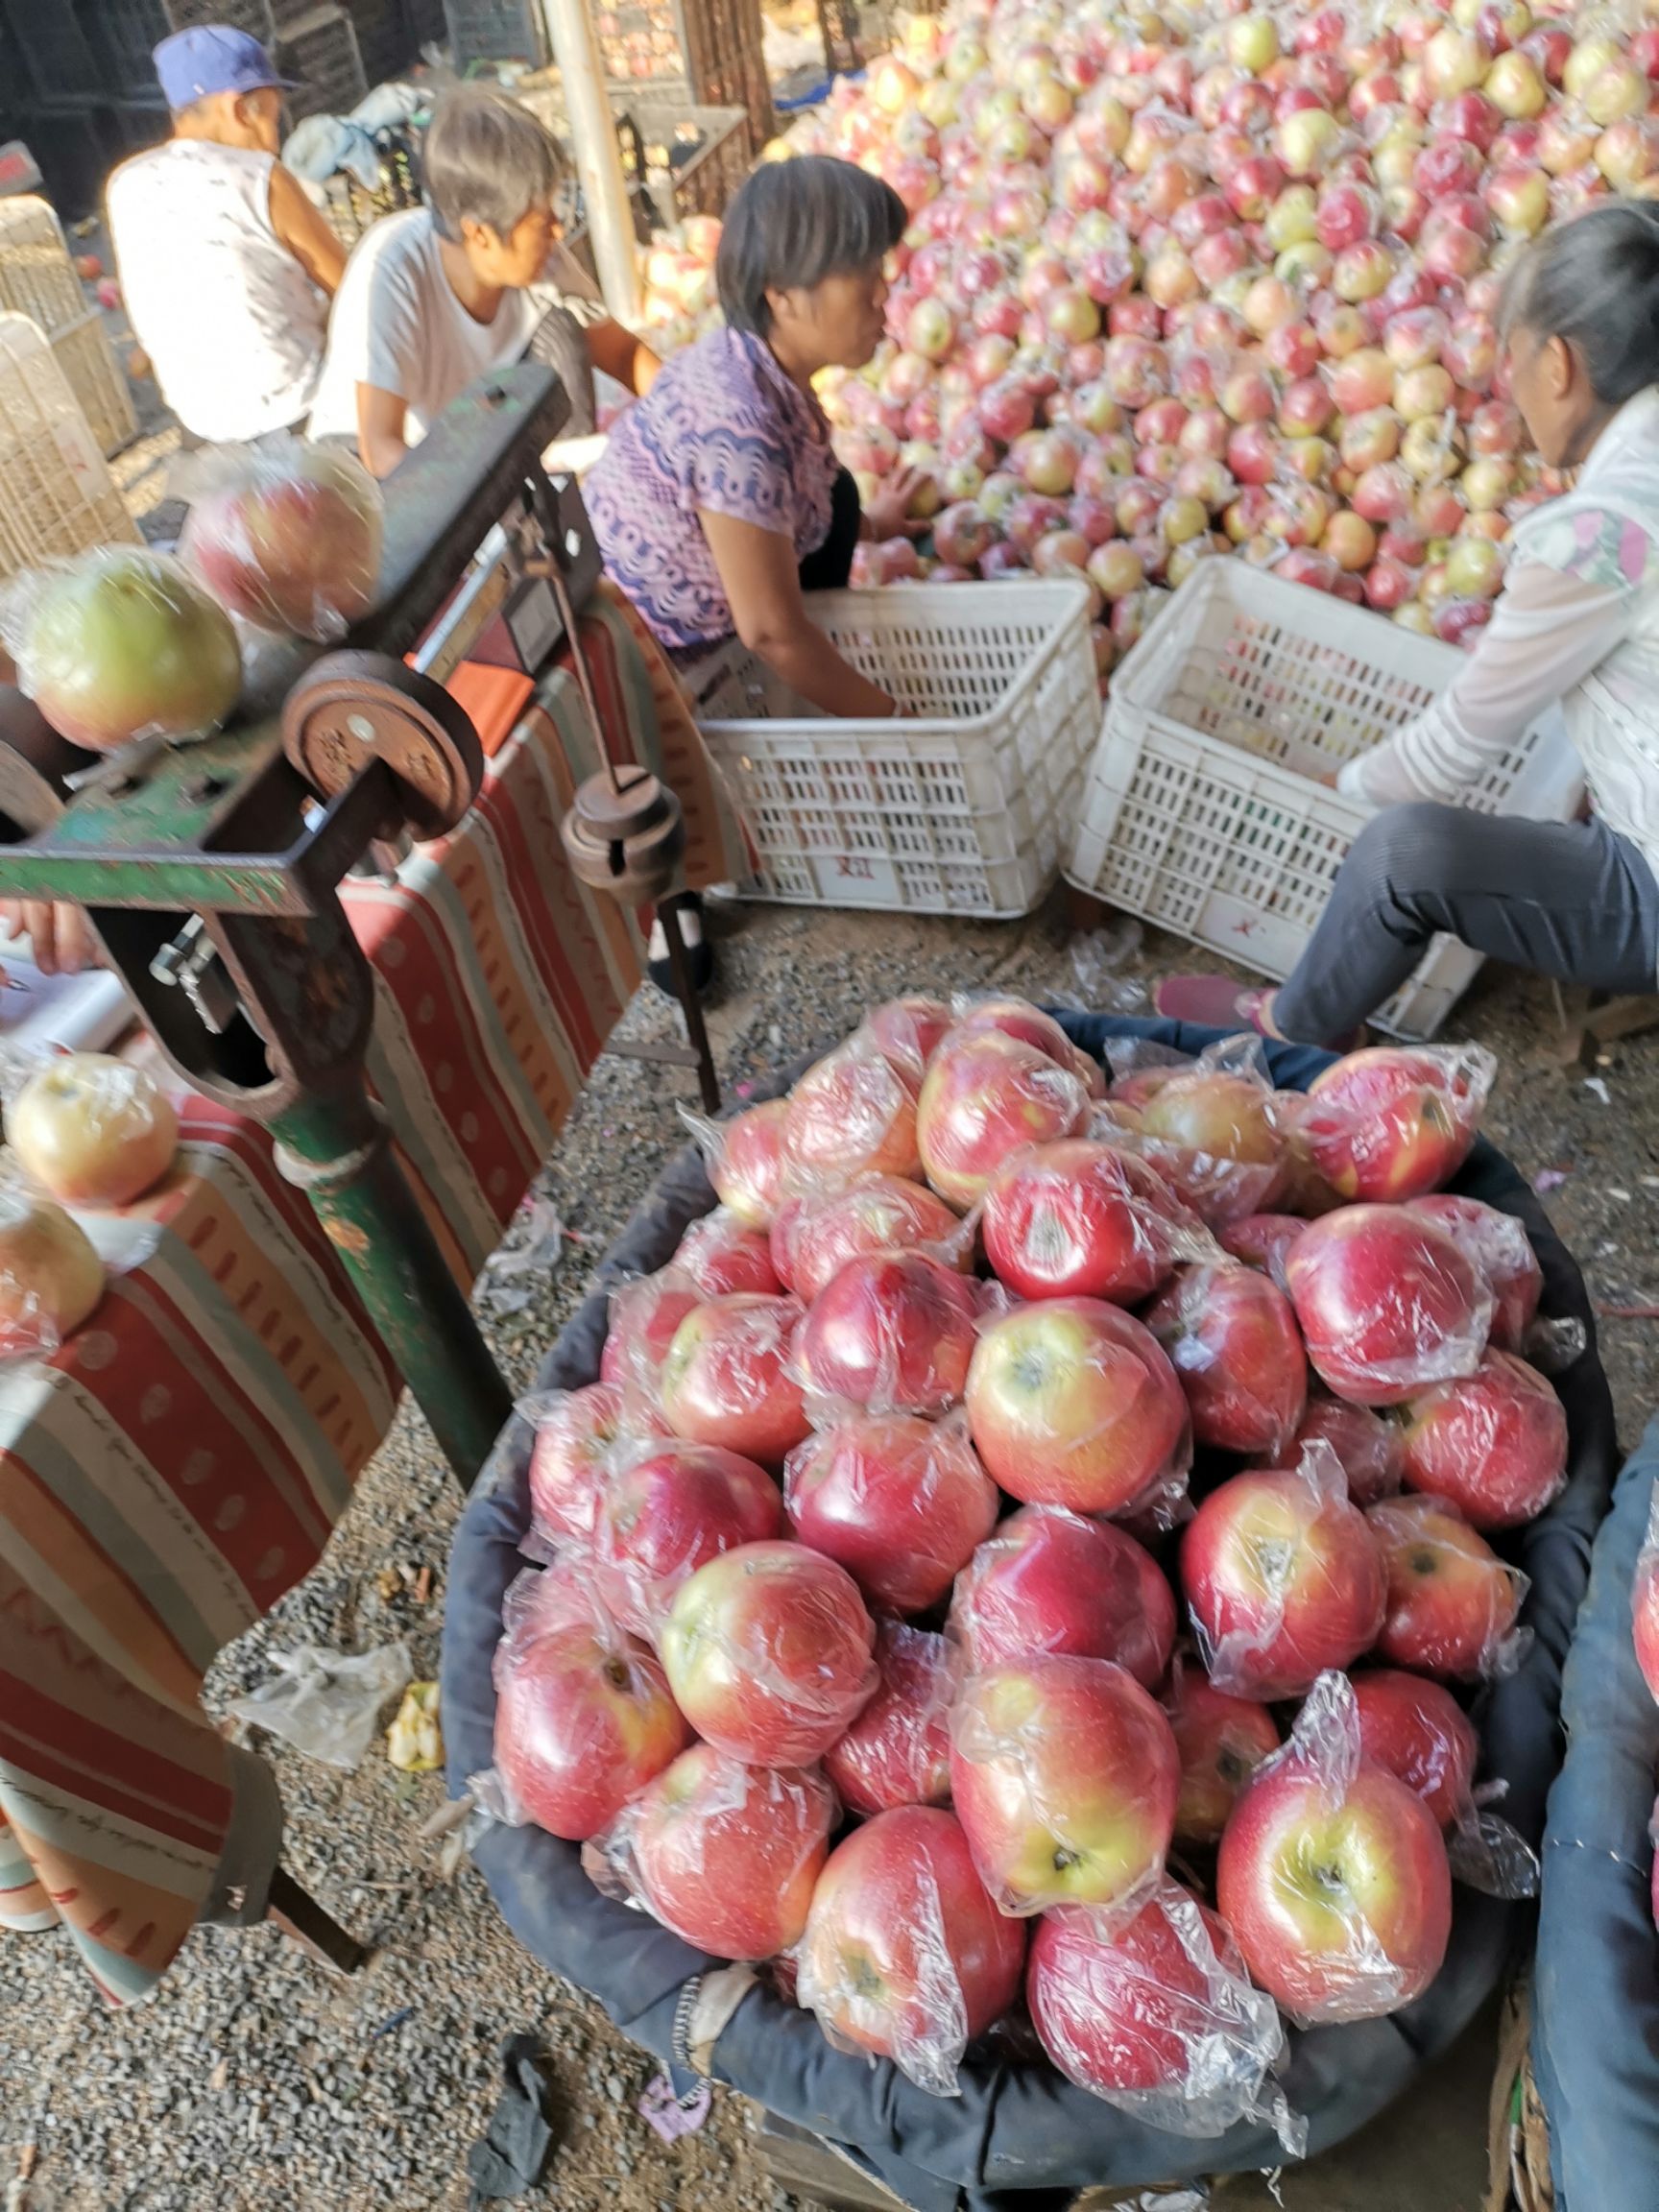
[863,466,932,542]
[0,900,100,975]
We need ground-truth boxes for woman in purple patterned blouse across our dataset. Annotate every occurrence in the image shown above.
[587,157,927,718]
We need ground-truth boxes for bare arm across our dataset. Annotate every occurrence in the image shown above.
[268,162,349,298]
[700,511,898,717]
[588,317,661,397]
[355,384,410,479]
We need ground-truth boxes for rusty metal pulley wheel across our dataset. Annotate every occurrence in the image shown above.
[560,767,686,905]
[281,652,485,840]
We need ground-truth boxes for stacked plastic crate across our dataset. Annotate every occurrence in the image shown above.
[0,200,137,459]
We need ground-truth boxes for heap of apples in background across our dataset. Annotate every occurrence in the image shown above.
[491,994,1573,2127]
[684,0,1659,678]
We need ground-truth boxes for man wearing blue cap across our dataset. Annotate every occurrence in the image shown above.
[106,25,348,445]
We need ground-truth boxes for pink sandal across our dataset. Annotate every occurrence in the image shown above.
[1153,974,1361,1053]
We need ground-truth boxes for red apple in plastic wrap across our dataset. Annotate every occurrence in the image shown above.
[1135,1068,1288,1224]
[1299,1046,1493,1202]
[601,1270,701,1394]
[493,1626,689,1841]
[1398,1350,1567,1528]
[1142,1260,1309,1458]
[660,1539,876,1767]
[1217,1211,1306,1287]
[980,1138,1192,1305]
[1406,1193,1542,1353]
[1286,1205,1492,1407]
[950,1653,1181,1914]
[785,1411,998,1614]
[672,1208,782,1297]
[947,996,1105,1095]
[709,1098,789,1227]
[527,1381,635,1546]
[1263,1395,1406,1507]
[1366,1491,1525,1680]
[783,1037,922,1187]
[966,1295,1190,1517]
[916,1030,1090,1210]
[1351,1667,1479,1831]
[824,1622,955,1815]
[181,444,382,640]
[948,1503,1176,1687]
[1163,1669,1281,1847]
[794,1250,979,1417]
[659,1294,807,1465]
[1217,1674,1453,2022]
[798,1807,1026,2094]
[771,1174,965,1303]
[592,1440,782,1636]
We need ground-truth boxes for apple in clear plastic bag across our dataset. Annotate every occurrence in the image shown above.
[182,444,382,642]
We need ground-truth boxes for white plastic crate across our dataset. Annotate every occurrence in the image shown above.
[692,580,1096,918]
[1064,561,1583,1039]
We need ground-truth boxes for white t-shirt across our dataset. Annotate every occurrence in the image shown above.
[307,207,540,447]
[107,140,329,444]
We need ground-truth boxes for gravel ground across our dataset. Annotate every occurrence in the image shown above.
[2,893,1656,2212]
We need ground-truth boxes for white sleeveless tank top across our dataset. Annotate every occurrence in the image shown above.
[107,140,329,443]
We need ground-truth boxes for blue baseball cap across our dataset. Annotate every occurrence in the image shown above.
[153,25,297,109]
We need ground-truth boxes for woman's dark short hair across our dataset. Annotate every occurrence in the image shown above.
[716,156,906,336]
[1501,201,1659,410]
[422,87,567,243]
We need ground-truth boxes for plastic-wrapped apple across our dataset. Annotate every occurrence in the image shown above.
[1460,458,1513,514]
[1596,121,1659,189]
[1332,240,1394,302]
[1160,496,1209,548]
[1583,60,1647,128]
[1274,106,1343,178]
[1278,377,1334,438]
[1241,275,1299,338]
[1383,307,1449,373]
[1538,108,1599,176]
[1350,464,1413,526]
[1087,542,1144,602]
[11,1054,180,1207]
[0,1189,105,1349]
[1220,366,1278,426]
[1363,557,1416,612]
[182,443,382,642]
[1323,512,1378,573]
[1417,482,1469,537]
[1228,13,1280,72]
[1445,537,1505,600]
[1485,168,1550,234]
[1395,365,1455,423]
[1264,182,1319,251]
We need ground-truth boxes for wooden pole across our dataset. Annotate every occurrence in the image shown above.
[538,0,643,323]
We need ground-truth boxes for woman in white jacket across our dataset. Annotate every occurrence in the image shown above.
[1158,202,1659,1047]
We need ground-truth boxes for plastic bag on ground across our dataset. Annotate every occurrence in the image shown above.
[1296,1044,1496,1205]
[227,1641,412,1770]
[1179,1441,1386,1700]
[793,1250,982,1419]
[1398,1349,1569,1530]
[1096,1034,1290,1227]
[1142,1259,1309,1460]
[824,1623,955,1816]
[947,1503,1176,1690]
[1285,1203,1493,1407]
[785,1411,998,1617]
[583,1745,835,1960]
[1365,1492,1530,1682]
[1026,1880,1306,2155]
[656,1292,809,1467]
[782,1032,924,1189]
[0,1185,106,1359]
[949,1654,1180,1918]
[591,1437,783,1637]
[980,1137,1210,1307]
[770,1172,972,1302]
[1216,1671,1454,2027]
[917,1029,1093,1212]
[797,1806,1027,2099]
[177,438,382,642]
[678,1096,790,1227]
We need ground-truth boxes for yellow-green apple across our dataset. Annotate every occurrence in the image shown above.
[709,1098,789,1227]
[1285,1204,1491,1407]
[660,1539,877,1766]
[672,1207,781,1296]
[1399,1351,1567,1528]
[592,1440,781,1635]
[1351,1667,1479,1830]
[771,1174,966,1303]
[606,1746,835,1959]
[794,1251,980,1416]
[493,1625,689,1841]
[949,1654,1180,1913]
[785,1412,998,1614]
[824,1622,954,1815]
[980,1138,1192,1304]
[1180,1461,1386,1698]
[1406,1194,1541,1352]
[1143,1260,1309,1457]
[0,1190,105,1350]
[948,1504,1176,1688]
[11,1053,179,1207]
[783,1038,922,1185]
[966,1296,1190,1516]
[798,1807,1026,2093]
[1299,1045,1493,1201]
[22,548,242,751]
[1162,1668,1281,1847]
[1367,1492,1526,1679]
[917,1030,1091,1210]
[1216,1673,1453,2021]
[1027,1881,1284,2108]
[659,1294,808,1465]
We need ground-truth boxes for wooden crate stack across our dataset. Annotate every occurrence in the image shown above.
[591,0,773,150]
[0,199,137,459]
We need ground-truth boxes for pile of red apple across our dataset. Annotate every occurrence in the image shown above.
[781,0,1659,676]
[492,994,1571,2127]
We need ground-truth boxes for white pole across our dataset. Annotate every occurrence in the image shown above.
[538,0,643,322]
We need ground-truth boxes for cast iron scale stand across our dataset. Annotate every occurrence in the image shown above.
[0,363,718,1969]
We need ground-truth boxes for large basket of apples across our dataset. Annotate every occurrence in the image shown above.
[442,1000,1615,2205]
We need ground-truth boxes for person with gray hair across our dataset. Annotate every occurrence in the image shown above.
[308,85,659,475]
[1157,200,1659,1047]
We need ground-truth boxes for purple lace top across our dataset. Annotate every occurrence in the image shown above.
[586,328,840,652]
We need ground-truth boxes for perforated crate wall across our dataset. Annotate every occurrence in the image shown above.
[0,315,139,577]
[274,4,368,119]
[0,199,87,342]
[696,581,1097,919]
[52,312,138,458]
[1064,562,1581,1039]
[442,0,547,66]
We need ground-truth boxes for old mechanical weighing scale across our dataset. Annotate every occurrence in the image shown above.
[0,362,718,1494]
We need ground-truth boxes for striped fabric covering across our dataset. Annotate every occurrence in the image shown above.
[0,589,749,2003]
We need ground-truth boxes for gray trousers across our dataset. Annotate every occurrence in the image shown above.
[1272,803,1659,1046]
